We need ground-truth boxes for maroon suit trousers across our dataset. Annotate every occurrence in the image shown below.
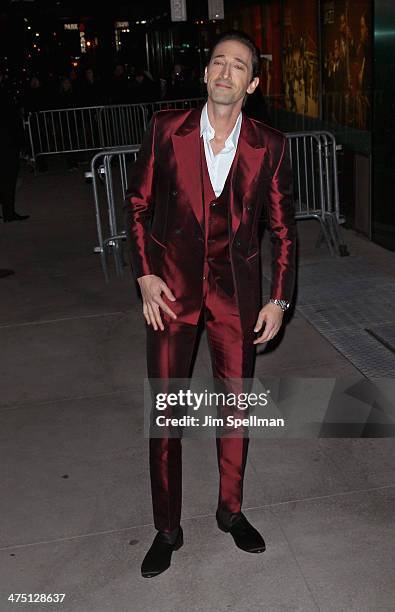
[147,268,256,533]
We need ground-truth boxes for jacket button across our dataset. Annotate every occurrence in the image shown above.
[246,205,252,211]
[172,190,178,196]
[208,257,215,262]
[174,228,182,234]
[236,240,241,247]
[210,201,217,207]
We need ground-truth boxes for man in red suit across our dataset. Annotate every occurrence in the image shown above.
[124,30,296,578]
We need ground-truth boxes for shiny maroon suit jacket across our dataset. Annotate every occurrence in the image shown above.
[124,103,297,335]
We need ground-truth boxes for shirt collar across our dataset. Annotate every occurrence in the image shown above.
[200,102,242,150]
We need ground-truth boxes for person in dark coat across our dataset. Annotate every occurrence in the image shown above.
[129,69,160,103]
[109,64,130,104]
[56,76,78,109]
[77,68,104,107]
[55,77,80,170]
[0,76,29,222]
[23,75,50,172]
[243,83,270,122]
[23,76,48,114]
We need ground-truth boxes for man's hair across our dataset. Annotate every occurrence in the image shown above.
[207,30,262,80]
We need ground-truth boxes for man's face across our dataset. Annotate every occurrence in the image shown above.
[204,39,259,106]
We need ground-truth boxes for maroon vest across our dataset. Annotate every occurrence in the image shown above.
[199,136,238,297]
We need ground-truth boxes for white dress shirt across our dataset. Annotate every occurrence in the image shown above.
[200,102,242,197]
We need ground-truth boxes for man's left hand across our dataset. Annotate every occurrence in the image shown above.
[253,302,284,344]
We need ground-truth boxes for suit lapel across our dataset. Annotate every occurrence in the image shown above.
[171,104,205,231]
[171,105,266,242]
[229,111,266,243]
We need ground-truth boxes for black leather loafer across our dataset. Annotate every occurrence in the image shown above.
[3,213,30,222]
[0,269,15,278]
[216,510,266,553]
[141,526,183,578]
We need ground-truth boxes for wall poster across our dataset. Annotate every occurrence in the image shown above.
[322,0,372,129]
[282,0,319,118]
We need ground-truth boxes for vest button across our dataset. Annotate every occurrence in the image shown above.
[208,257,215,262]
[236,240,241,247]
[210,201,217,207]
[171,190,178,196]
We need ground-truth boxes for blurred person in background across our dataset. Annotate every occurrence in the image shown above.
[23,75,48,114]
[56,76,77,108]
[78,67,104,107]
[55,77,79,170]
[0,73,29,222]
[129,68,160,103]
[109,63,130,104]
[23,75,50,172]
[164,63,188,100]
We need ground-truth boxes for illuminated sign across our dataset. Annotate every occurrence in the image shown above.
[170,0,187,22]
[208,0,224,20]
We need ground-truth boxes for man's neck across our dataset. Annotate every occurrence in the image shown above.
[206,99,242,142]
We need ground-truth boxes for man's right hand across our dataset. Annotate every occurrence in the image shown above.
[137,274,177,331]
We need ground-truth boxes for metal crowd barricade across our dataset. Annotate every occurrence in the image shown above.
[285,131,349,256]
[90,130,348,281]
[89,146,140,282]
[25,98,205,166]
[25,104,147,163]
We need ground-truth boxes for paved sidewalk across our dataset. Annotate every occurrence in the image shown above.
[0,163,394,612]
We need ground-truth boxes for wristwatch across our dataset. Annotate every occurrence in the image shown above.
[269,298,290,312]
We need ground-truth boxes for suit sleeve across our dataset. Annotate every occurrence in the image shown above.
[123,113,157,280]
[266,135,297,303]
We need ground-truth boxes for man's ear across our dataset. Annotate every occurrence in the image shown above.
[204,66,208,84]
[247,76,259,95]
